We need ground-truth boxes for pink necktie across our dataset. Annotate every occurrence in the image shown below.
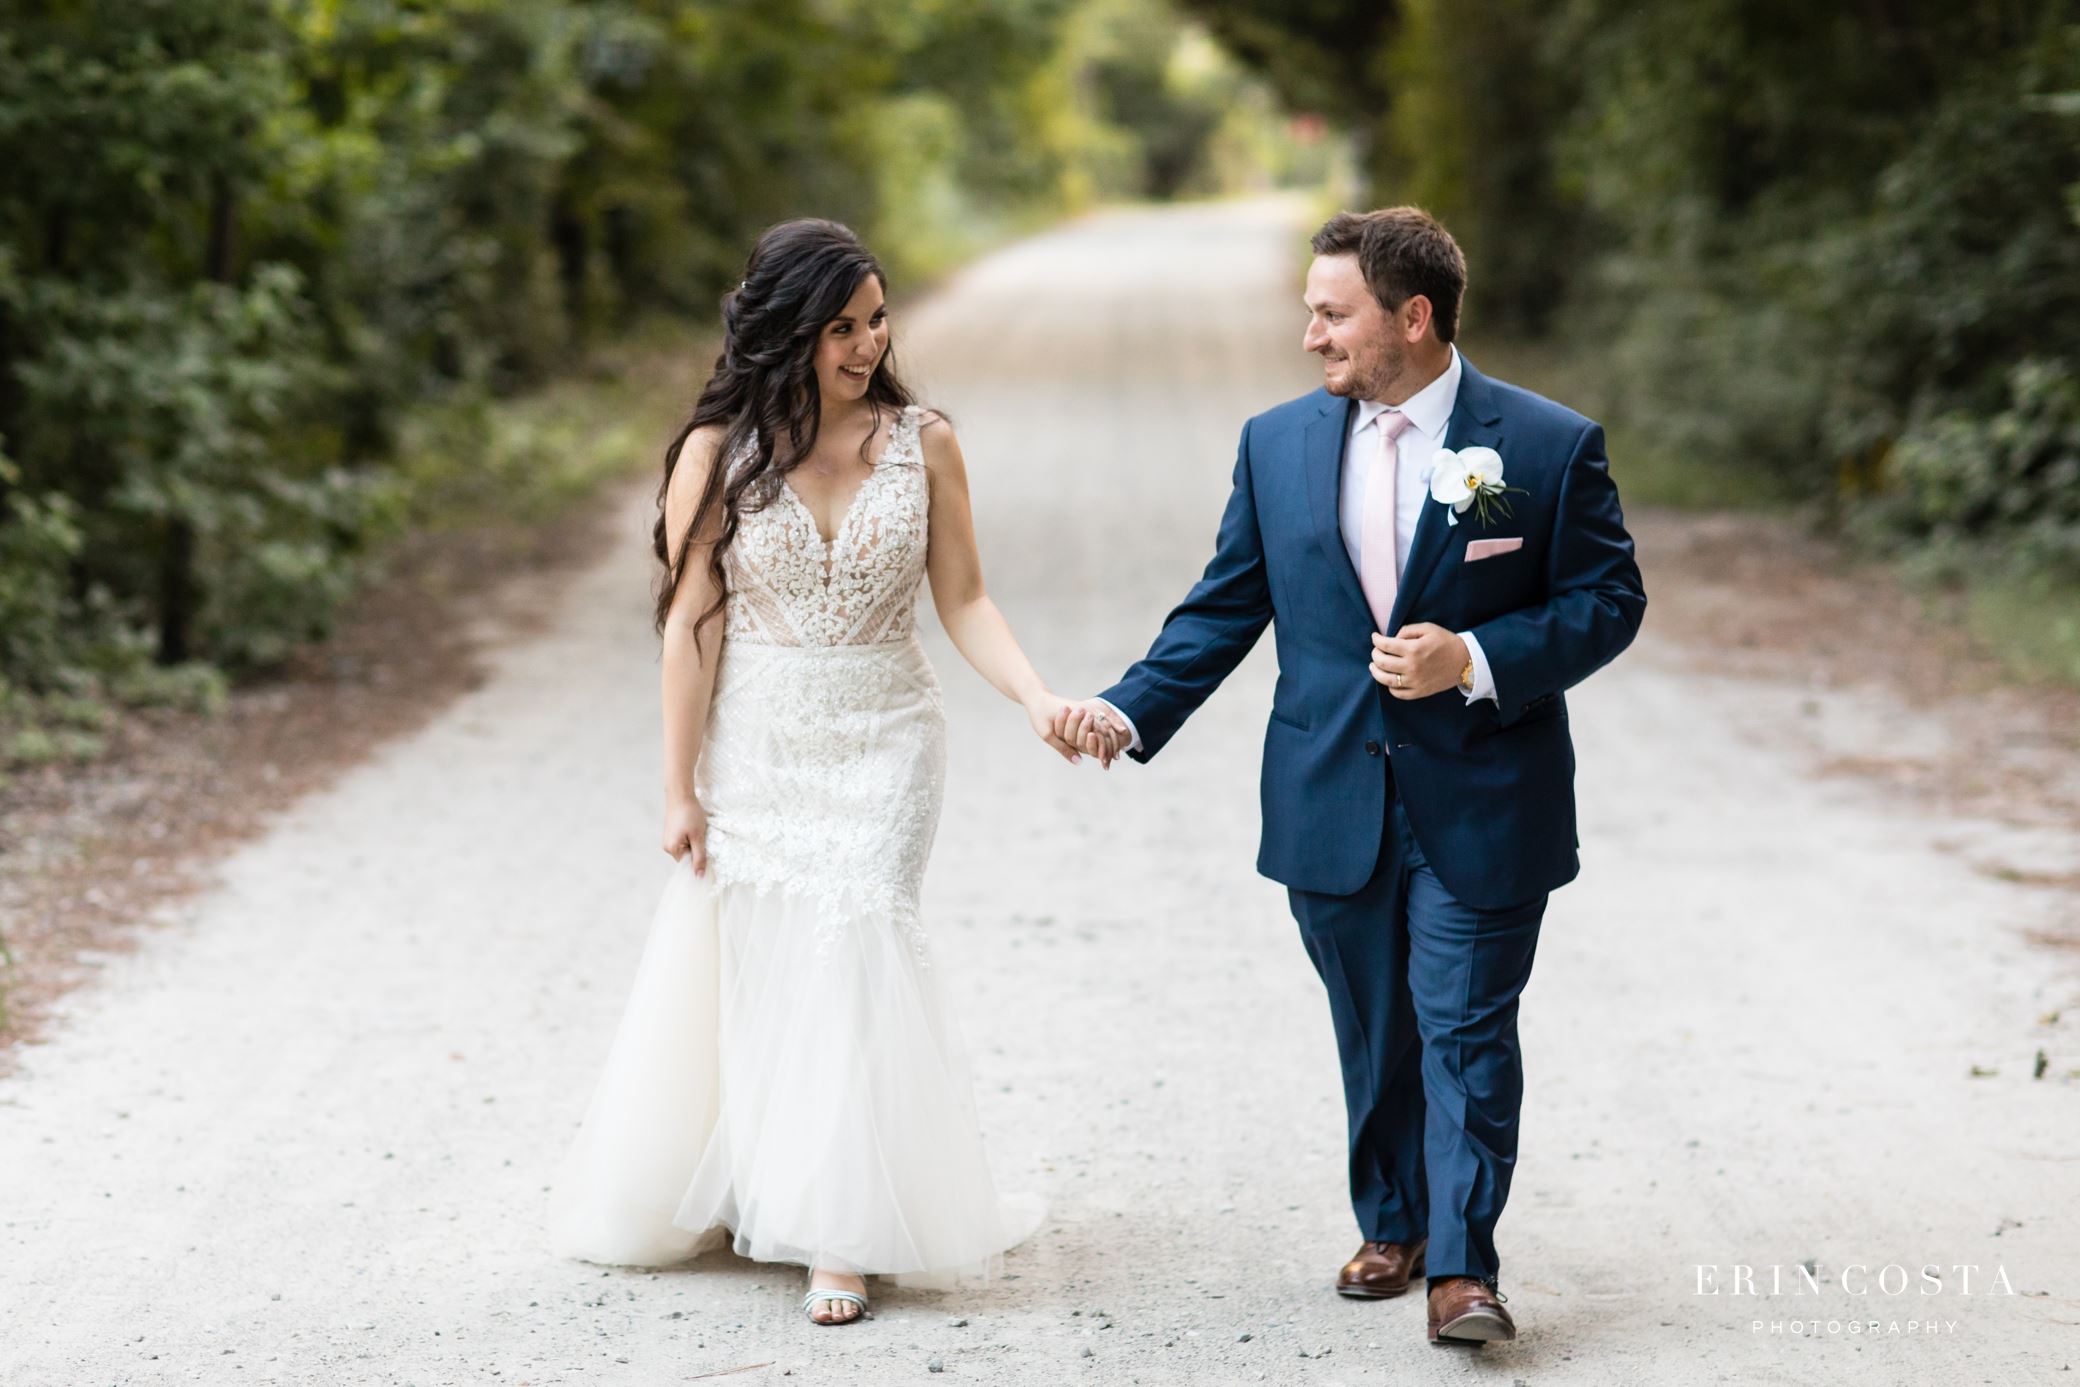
[1359,410,1413,633]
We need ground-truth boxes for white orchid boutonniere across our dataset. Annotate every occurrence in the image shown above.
[1427,446,1527,528]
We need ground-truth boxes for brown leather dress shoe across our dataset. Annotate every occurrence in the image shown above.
[1335,1238,1426,1298]
[1427,1275,1516,1345]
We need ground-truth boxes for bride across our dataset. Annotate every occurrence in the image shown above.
[545,218,1118,1325]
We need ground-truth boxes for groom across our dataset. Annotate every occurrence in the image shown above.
[1059,208,1645,1346]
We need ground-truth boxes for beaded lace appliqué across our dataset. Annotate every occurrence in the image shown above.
[722,407,931,649]
[699,406,944,967]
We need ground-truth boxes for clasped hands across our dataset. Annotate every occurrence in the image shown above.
[1033,623,1467,770]
[1028,696,1131,768]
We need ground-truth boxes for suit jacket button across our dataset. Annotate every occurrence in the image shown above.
[1365,740,1381,756]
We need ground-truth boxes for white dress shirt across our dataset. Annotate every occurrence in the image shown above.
[1099,346,1498,755]
[1344,346,1497,708]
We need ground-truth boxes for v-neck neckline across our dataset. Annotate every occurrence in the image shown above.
[778,408,911,558]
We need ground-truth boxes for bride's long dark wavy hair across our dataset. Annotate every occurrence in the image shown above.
[650,218,918,640]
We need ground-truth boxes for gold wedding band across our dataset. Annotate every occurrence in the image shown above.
[1396,672,1408,687]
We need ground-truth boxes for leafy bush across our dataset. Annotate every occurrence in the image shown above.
[0,452,86,693]
[1867,359,2080,580]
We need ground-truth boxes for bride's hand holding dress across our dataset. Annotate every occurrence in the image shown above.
[661,794,709,873]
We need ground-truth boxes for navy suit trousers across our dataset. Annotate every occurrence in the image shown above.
[1288,768,1547,1286]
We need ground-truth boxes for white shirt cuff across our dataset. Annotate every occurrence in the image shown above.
[1458,631,1498,704]
[1092,698,1143,754]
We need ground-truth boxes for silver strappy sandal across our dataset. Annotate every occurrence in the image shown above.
[802,1282,873,1326]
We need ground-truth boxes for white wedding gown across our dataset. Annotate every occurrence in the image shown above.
[546,405,1041,1286]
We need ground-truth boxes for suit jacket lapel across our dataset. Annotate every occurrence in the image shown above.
[1303,393,1373,626]
[1386,355,1505,634]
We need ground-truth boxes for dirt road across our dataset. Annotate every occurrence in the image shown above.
[2,197,2073,1385]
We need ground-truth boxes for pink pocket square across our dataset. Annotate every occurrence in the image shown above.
[1464,537,1524,562]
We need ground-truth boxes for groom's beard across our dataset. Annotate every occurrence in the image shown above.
[1341,338,1409,403]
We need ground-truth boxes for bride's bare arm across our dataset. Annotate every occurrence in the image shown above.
[660,426,728,867]
[918,414,1099,765]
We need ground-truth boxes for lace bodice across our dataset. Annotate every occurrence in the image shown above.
[698,403,944,962]
[723,406,930,647]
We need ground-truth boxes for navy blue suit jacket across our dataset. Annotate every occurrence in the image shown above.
[1098,356,1646,910]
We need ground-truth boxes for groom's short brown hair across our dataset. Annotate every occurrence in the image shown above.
[1312,208,1467,344]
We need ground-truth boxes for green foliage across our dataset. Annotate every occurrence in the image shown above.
[1549,2,2080,512]
[1818,76,2080,465]
[1866,360,2080,578]
[7,265,377,669]
[1193,0,2080,595]
[0,0,1291,769]
[1175,0,1394,115]
[1033,0,1312,205]
[0,450,86,691]
[1380,0,1583,335]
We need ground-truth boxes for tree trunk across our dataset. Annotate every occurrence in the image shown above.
[159,169,239,665]
[156,517,195,665]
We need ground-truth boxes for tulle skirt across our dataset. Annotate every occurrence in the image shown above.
[545,852,1042,1286]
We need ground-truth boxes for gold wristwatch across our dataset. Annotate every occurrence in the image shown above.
[1458,656,1475,692]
